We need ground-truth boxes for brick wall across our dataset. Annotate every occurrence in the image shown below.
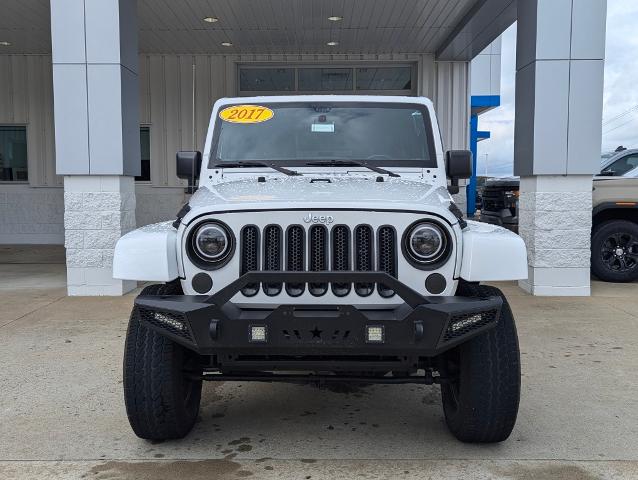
[518,175,593,296]
[0,186,64,244]
[0,184,185,245]
[63,176,137,295]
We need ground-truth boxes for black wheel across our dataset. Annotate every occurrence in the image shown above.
[440,282,521,443]
[591,220,638,282]
[123,282,203,440]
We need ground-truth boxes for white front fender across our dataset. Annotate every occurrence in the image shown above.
[460,220,528,282]
[113,221,179,282]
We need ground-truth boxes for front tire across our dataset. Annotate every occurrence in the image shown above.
[591,220,638,282]
[123,282,203,440]
[440,283,521,443]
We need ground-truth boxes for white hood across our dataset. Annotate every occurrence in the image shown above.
[183,175,458,225]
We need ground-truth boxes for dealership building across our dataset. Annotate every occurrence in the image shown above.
[0,0,606,296]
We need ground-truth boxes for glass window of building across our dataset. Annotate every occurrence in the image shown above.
[0,126,28,182]
[136,126,151,182]
[298,68,353,91]
[239,68,295,92]
[356,67,412,91]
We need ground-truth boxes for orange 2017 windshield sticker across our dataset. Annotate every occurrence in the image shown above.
[219,105,274,124]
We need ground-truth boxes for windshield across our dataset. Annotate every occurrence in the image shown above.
[209,102,437,168]
[600,152,638,176]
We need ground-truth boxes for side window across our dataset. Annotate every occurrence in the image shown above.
[0,126,28,182]
[136,126,151,182]
[601,154,638,176]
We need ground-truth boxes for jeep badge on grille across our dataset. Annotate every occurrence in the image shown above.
[303,213,335,224]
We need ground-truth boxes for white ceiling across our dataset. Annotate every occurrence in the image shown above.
[0,0,480,55]
[137,0,478,54]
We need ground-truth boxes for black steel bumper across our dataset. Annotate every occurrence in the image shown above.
[133,272,502,360]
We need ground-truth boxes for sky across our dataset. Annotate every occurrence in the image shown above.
[476,0,638,176]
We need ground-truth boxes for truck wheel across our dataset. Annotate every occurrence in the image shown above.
[591,220,638,282]
[123,282,203,440]
[440,283,520,443]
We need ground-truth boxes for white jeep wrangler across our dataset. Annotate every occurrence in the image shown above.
[114,95,528,443]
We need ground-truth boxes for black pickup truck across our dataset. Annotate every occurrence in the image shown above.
[478,177,519,233]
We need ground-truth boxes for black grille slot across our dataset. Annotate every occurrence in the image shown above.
[354,225,374,296]
[240,226,259,296]
[331,225,351,297]
[263,225,282,296]
[377,226,397,298]
[286,225,305,297]
[309,225,328,296]
[138,307,192,341]
[443,309,498,342]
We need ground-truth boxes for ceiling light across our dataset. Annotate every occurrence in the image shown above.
[221,42,233,47]
[328,16,343,21]
[203,16,218,23]
[0,41,11,46]
[326,41,339,46]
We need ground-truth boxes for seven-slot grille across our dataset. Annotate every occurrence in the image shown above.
[239,224,397,298]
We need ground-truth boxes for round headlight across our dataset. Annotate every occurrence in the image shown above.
[408,223,446,262]
[193,223,229,261]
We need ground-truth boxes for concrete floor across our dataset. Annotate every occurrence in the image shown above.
[1,253,638,479]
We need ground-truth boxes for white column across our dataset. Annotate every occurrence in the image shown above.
[51,0,140,296]
[64,176,136,295]
[514,0,607,296]
[518,175,593,296]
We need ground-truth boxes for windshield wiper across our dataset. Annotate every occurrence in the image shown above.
[303,160,400,178]
[214,161,302,176]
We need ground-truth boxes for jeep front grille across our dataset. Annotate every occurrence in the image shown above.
[331,225,351,297]
[239,224,397,298]
[377,226,397,298]
[263,225,283,296]
[354,225,374,296]
[240,226,259,297]
[286,225,305,297]
[309,225,328,296]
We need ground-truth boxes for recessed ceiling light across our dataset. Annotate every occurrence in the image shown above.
[203,16,218,23]
[221,42,233,47]
[0,41,11,46]
[328,16,343,21]
[326,41,339,46]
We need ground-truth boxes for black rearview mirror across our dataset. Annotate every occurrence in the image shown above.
[445,150,472,194]
[176,151,202,193]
